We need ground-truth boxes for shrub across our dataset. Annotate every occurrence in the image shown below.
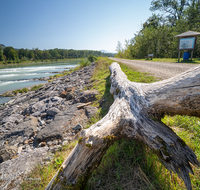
[79,58,90,68]
[88,54,97,62]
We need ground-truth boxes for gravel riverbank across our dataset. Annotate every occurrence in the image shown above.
[0,63,98,189]
[109,57,198,79]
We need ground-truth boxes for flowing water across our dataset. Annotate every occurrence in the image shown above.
[0,60,79,105]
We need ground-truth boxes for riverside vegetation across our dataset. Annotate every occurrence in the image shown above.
[0,44,114,65]
[18,57,200,190]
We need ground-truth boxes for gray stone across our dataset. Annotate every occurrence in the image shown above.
[50,145,62,153]
[40,120,45,126]
[47,107,60,117]
[2,114,24,124]
[35,104,88,143]
[0,116,38,147]
[0,144,18,163]
[50,96,63,103]
[43,156,51,162]
[47,141,53,146]
[85,105,98,119]
[52,140,58,145]
[73,90,98,103]
[72,124,83,133]
[62,140,68,146]
[17,146,23,155]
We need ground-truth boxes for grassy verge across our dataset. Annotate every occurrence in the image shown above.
[116,57,200,64]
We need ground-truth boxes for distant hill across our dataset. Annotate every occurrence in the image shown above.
[0,44,6,49]
[100,49,116,54]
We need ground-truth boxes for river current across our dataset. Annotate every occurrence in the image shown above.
[0,60,79,104]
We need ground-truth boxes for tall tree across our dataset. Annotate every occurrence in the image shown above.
[0,48,4,61]
[150,0,188,25]
[116,41,123,58]
[8,49,18,60]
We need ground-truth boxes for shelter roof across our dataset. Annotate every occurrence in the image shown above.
[174,31,200,38]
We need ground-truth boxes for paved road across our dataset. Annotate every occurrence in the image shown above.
[109,57,198,79]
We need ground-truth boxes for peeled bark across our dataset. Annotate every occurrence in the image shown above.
[46,62,200,190]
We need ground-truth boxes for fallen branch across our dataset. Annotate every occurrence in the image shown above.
[76,102,92,109]
[47,62,200,190]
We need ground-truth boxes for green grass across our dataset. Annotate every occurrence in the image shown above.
[30,84,44,91]
[119,62,157,83]
[11,84,44,95]
[12,87,29,95]
[86,139,171,190]
[20,141,77,190]
[162,115,200,189]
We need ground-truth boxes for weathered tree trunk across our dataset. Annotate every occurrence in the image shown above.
[46,62,200,190]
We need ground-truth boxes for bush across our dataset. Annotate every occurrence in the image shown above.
[79,58,90,68]
[88,54,97,62]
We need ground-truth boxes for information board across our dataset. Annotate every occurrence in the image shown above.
[179,37,195,50]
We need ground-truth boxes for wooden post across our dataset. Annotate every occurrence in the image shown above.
[191,50,194,61]
[178,50,181,62]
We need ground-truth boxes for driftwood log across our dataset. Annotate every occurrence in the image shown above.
[47,62,200,190]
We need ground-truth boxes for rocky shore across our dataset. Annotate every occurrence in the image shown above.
[0,63,98,189]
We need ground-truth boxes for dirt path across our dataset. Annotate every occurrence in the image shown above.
[109,57,198,79]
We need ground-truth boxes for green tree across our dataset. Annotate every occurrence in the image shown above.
[115,41,123,58]
[28,50,34,59]
[42,50,51,59]
[88,54,97,62]
[8,48,18,60]
[150,0,188,25]
[0,48,4,61]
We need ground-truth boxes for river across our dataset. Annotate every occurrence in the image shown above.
[0,59,79,104]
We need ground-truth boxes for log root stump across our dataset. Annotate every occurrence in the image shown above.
[47,62,200,190]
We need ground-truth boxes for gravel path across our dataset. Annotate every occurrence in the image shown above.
[109,57,199,80]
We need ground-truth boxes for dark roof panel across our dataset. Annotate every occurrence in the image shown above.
[174,31,200,37]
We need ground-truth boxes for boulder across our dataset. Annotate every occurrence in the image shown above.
[0,116,38,147]
[36,104,88,143]
[85,105,98,119]
[60,87,76,100]
[73,90,98,104]
[1,114,24,125]
[72,124,83,133]
[47,107,60,117]
[0,144,18,163]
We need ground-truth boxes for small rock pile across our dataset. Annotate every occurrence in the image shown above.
[0,63,99,189]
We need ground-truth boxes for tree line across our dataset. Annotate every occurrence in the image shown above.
[0,46,115,63]
[116,0,200,59]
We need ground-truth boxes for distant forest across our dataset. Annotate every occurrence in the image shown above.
[0,45,115,63]
[116,0,200,59]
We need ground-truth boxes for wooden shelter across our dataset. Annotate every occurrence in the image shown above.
[174,31,200,62]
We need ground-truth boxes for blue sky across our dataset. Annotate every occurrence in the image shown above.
[1,0,153,52]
